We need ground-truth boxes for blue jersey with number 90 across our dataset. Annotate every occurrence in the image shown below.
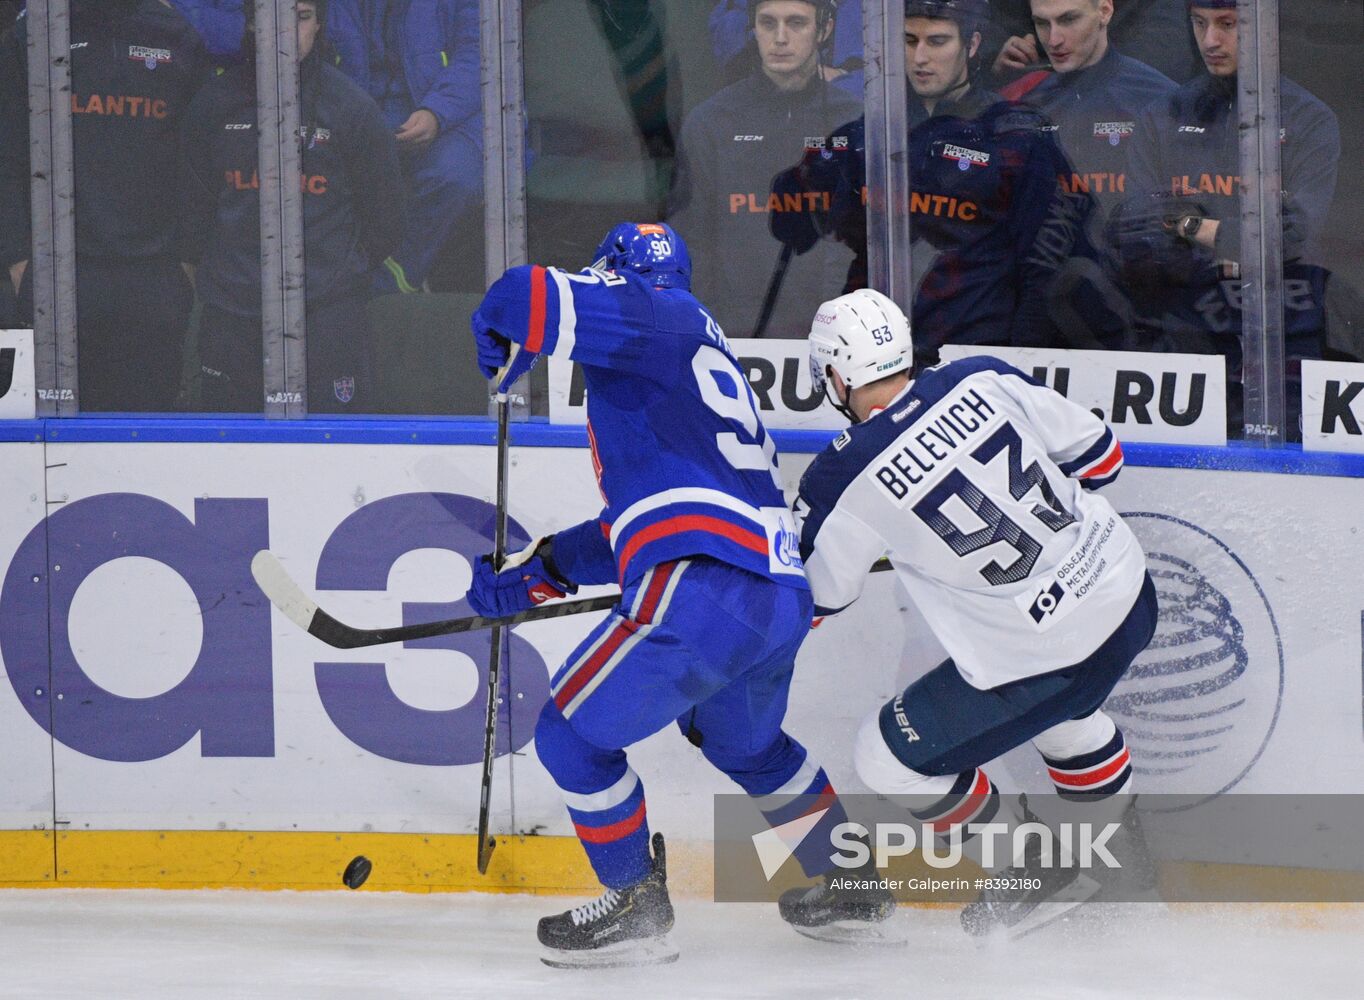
[473,263,808,590]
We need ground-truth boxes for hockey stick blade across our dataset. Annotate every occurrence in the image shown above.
[251,550,619,649]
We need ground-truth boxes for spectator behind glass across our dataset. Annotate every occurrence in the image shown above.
[168,0,246,61]
[178,0,404,413]
[326,0,480,295]
[1022,0,1176,348]
[771,0,1090,368]
[1113,0,1341,440]
[987,0,1203,88]
[669,0,860,339]
[710,0,864,96]
[0,0,209,412]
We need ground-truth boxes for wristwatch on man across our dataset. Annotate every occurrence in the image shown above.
[1176,214,1204,242]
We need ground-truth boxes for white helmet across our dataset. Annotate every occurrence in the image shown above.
[808,288,913,420]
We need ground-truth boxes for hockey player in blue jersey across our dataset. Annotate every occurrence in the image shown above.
[464,223,894,966]
[797,288,1158,936]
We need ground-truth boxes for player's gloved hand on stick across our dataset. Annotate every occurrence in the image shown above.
[471,311,539,393]
[471,310,510,379]
[467,536,578,619]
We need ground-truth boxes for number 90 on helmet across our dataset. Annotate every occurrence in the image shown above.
[808,288,913,418]
[591,222,692,291]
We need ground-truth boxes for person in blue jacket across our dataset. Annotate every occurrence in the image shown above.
[325,0,481,294]
[1112,0,1340,439]
[168,0,246,61]
[0,0,209,412]
[178,0,404,412]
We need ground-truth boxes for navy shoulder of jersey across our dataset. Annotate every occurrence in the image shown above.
[798,356,1038,551]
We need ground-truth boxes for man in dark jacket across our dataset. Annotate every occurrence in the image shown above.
[325,0,480,294]
[1115,0,1340,437]
[988,0,1203,86]
[669,0,860,339]
[774,0,1089,365]
[178,0,404,412]
[0,0,209,411]
[1023,0,1177,347]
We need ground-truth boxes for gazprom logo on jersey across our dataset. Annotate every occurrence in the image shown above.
[1106,514,1283,803]
[766,508,804,573]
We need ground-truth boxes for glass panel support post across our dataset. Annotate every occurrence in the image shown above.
[862,1,912,317]
[1238,0,1286,444]
[26,0,78,416]
[256,0,307,418]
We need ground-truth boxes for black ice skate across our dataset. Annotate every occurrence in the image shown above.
[538,832,677,969]
[959,802,1101,939]
[778,863,900,945]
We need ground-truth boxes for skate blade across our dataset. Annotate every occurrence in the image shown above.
[1003,873,1103,940]
[791,917,909,947]
[540,934,679,970]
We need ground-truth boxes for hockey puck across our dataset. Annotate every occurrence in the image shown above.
[342,855,372,890]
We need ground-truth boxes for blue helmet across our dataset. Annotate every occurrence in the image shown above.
[590,222,692,291]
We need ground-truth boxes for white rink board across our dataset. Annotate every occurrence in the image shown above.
[0,440,1360,842]
[0,441,57,829]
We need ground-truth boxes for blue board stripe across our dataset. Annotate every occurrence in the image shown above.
[1,419,1363,479]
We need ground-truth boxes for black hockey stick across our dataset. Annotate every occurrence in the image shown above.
[477,364,516,875]
[252,552,895,650]
[750,243,795,339]
[251,550,622,647]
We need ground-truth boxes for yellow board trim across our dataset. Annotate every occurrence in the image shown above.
[0,831,55,884]
[1,829,1362,912]
[0,830,711,896]
[41,831,601,894]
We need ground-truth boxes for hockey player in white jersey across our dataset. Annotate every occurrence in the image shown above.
[796,288,1158,936]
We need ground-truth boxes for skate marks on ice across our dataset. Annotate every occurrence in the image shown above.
[0,890,1360,1000]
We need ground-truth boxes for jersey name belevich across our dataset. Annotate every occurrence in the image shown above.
[869,387,998,501]
[796,358,1148,689]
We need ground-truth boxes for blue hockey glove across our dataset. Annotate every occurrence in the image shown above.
[467,536,577,619]
[471,309,511,380]
[471,312,540,392]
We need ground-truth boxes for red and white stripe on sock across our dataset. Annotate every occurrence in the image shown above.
[1043,728,1133,799]
[910,767,1001,842]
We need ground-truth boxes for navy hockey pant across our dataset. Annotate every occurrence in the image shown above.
[534,557,842,889]
[877,572,1158,776]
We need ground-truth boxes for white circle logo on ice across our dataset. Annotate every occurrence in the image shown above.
[1104,513,1284,806]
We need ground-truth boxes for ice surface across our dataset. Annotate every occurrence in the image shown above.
[0,890,1359,999]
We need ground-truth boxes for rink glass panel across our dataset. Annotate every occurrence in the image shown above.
[300,0,496,414]
[968,1,1240,438]
[1279,2,1364,372]
[27,1,490,418]
[522,0,866,344]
